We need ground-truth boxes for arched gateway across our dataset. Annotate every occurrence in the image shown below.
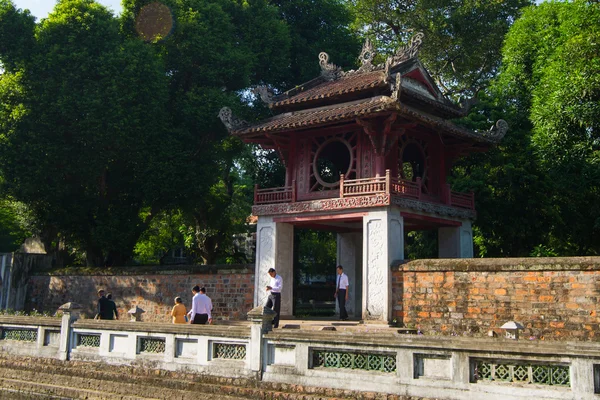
[220,36,507,323]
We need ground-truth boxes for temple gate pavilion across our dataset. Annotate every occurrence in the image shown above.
[219,34,507,323]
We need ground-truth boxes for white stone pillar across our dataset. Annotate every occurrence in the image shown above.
[254,216,294,317]
[362,208,403,322]
[336,232,361,317]
[438,220,474,258]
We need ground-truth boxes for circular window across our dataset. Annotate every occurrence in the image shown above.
[313,138,353,188]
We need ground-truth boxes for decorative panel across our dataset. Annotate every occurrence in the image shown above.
[213,343,247,360]
[472,359,570,387]
[139,337,166,353]
[312,349,396,373]
[77,334,100,348]
[1,328,37,342]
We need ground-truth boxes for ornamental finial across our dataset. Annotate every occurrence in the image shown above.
[388,32,424,66]
[319,52,343,81]
[252,86,274,104]
[484,119,509,141]
[218,107,248,132]
[358,38,375,72]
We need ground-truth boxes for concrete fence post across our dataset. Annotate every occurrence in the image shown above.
[58,302,82,361]
[247,306,276,375]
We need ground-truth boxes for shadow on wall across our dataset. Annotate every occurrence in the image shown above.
[25,265,255,322]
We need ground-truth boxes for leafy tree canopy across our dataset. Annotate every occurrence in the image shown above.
[350,0,532,98]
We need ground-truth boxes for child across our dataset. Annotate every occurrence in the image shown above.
[171,297,187,324]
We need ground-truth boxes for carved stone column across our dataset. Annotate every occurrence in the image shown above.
[254,216,294,317]
[336,232,362,318]
[362,208,403,322]
[438,220,473,258]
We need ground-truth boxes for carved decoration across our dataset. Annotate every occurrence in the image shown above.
[297,140,306,194]
[253,86,274,104]
[366,219,385,319]
[358,38,376,72]
[309,131,357,192]
[390,73,401,101]
[218,107,248,132]
[356,114,399,156]
[252,194,390,215]
[393,32,424,64]
[256,226,274,306]
[319,52,343,81]
[484,119,509,141]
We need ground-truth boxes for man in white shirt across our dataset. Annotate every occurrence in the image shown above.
[335,265,349,321]
[265,268,283,328]
[188,285,213,324]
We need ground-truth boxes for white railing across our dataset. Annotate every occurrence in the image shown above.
[2,311,598,399]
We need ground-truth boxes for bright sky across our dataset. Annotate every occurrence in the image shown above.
[13,0,123,20]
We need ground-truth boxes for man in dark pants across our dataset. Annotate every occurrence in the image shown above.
[265,268,282,328]
[95,289,113,320]
[335,265,349,321]
[188,285,213,324]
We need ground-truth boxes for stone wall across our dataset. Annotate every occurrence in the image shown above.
[26,265,254,322]
[392,257,600,341]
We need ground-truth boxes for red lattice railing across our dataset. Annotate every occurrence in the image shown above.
[253,171,474,210]
[449,190,474,210]
[254,183,295,205]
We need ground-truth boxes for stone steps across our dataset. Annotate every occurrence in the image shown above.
[0,354,430,400]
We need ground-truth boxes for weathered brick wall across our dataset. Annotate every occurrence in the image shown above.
[392,257,600,341]
[26,265,255,323]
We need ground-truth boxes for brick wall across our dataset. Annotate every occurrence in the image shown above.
[392,257,600,341]
[26,265,255,323]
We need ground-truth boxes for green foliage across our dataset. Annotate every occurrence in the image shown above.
[269,0,361,86]
[491,0,600,255]
[350,0,532,97]
[0,0,170,265]
[0,198,31,252]
[295,229,337,276]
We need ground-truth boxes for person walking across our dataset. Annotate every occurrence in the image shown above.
[171,297,187,324]
[95,289,113,320]
[335,265,349,321]
[106,293,119,320]
[188,286,212,325]
[265,268,282,328]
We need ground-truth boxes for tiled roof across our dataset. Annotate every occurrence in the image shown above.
[233,96,397,136]
[272,70,388,108]
[233,95,502,145]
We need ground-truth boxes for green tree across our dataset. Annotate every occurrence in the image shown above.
[0,0,171,266]
[350,0,532,98]
[269,0,361,86]
[120,0,292,264]
[493,0,600,255]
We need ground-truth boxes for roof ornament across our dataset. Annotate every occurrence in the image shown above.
[319,52,343,81]
[358,38,376,72]
[253,86,274,105]
[390,73,401,101]
[484,119,509,141]
[391,32,425,65]
[218,107,248,132]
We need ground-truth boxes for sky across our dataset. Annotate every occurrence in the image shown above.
[13,0,123,20]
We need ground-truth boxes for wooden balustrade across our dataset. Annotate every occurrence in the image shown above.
[254,181,295,205]
[449,190,474,209]
[253,172,474,210]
